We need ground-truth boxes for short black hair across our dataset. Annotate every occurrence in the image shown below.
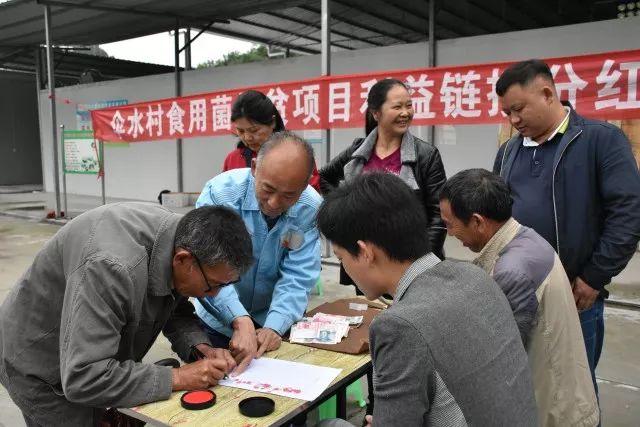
[496,59,554,97]
[317,172,430,261]
[231,89,286,131]
[256,131,315,177]
[439,169,512,224]
[175,205,253,273]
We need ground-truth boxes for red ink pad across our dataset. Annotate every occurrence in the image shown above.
[181,390,216,410]
[239,396,275,417]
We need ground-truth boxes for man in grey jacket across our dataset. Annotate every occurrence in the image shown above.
[0,203,253,427]
[317,172,537,427]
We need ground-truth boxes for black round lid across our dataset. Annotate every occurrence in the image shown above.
[180,390,216,410]
[238,396,275,417]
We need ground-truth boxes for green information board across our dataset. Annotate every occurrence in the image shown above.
[62,130,100,174]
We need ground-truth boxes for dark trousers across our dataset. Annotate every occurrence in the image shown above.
[199,320,233,348]
[22,408,120,427]
[579,298,605,396]
[579,298,604,427]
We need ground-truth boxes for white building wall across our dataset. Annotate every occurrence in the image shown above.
[38,16,640,200]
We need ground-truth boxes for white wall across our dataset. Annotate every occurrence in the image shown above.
[38,16,640,200]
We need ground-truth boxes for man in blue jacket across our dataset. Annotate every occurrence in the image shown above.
[493,59,640,397]
[195,131,322,374]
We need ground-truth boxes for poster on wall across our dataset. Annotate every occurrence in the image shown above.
[62,130,100,174]
[77,99,128,131]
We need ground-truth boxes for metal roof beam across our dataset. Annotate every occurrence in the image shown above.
[333,0,464,40]
[504,0,556,27]
[381,0,491,34]
[298,4,414,43]
[0,64,81,81]
[432,25,461,39]
[0,47,30,63]
[333,0,430,36]
[178,21,214,54]
[203,26,319,55]
[232,17,355,50]
[265,11,383,47]
[463,0,528,31]
[35,0,230,26]
[441,1,514,33]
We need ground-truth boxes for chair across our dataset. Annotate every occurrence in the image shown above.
[318,379,367,420]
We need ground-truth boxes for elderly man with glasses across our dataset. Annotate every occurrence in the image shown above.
[0,204,254,427]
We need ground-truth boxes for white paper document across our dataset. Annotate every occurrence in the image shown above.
[218,358,342,401]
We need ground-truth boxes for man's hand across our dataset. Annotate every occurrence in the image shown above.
[572,276,600,312]
[171,358,228,391]
[255,328,282,357]
[365,415,373,427]
[229,316,257,374]
[194,343,236,372]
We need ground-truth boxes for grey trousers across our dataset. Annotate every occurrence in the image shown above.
[22,408,105,427]
[22,414,45,427]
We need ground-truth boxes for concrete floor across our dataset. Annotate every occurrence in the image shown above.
[0,204,639,426]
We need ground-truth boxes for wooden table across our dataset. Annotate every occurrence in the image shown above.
[119,342,371,426]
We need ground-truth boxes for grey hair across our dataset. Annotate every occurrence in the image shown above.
[174,205,253,273]
[256,130,315,177]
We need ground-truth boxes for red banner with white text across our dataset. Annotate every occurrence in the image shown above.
[91,49,640,143]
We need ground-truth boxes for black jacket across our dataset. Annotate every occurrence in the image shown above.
[320,136,447,263]
[494,108,640,297]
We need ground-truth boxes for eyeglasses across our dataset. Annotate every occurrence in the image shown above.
[190,252,239,293]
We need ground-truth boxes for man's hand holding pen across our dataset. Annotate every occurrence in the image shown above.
[171,343,236,390]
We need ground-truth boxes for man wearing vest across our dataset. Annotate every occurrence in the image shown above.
[440,169,599,426]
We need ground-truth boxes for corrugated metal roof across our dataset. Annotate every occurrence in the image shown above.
[2,48,178,85]
[0,0,308,45]
[0,0,622,84]
[1,0,619,51]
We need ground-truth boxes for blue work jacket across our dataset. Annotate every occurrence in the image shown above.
[193,168,322,337]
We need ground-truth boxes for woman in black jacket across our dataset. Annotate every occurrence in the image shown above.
[320,78,447,420]
[320,78,447,268]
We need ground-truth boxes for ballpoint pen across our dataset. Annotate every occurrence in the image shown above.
[194,346,232,379]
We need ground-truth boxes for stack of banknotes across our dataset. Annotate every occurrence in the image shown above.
[290,313,364,345]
